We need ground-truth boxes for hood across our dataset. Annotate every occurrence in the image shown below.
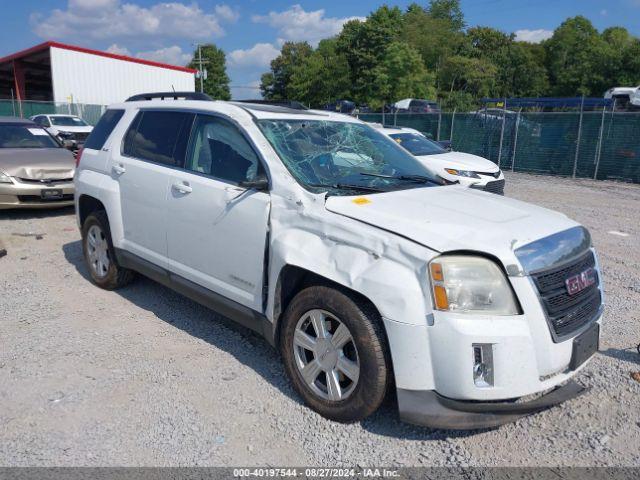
[0,148,76,179]
[417,151,499,172]
[50,126,93,133]
[325,186,579,271]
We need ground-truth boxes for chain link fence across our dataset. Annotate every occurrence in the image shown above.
[0,100,107,126]
[359,111,640,183]
[1,99,638,183]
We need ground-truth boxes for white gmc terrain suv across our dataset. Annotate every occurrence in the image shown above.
[74,92,603,429]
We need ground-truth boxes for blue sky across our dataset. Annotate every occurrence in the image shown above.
[1,0,638,99]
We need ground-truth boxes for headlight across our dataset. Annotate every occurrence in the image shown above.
[445,168,480,178]
[0,171,13,184]
[58,131,74,139]
[429,255,519,315]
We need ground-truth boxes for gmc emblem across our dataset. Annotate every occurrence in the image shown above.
[565,268,596,295]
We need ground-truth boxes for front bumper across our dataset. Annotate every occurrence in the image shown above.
[397,380,586,430]
[0,178,75,209]
[441,171,505,194]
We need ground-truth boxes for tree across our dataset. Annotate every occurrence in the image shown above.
[260,42,313,100]
[500,42,549,97]
[369,42,435,108]
[463,27,549,97]
[427,0,465,31]
[288,39,351,107]
[544,16,606,96]
[187,44,230,100]
[402,4,465,75]
[600,27,640,88]
[336,6,403,104]
[438,55,497,98]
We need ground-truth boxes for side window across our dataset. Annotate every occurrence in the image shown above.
[42,117,51,127]
[123,110,194,167]
[84,109,124,151]
[185,115,263,184]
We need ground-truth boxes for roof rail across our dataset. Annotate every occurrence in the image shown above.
[125,92,213,102]
[236,99,308,110]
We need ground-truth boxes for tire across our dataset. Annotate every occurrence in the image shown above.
[81,210,135,290]
[280,285,391,423]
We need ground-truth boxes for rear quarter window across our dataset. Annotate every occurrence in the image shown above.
[84,109,125,151]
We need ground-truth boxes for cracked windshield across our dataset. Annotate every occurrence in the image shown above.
[257,120,442,195]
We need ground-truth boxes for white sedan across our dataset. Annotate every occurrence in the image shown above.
[374,125,505,194]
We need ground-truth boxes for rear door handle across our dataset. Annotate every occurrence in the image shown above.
[112,164,125,175]
[172,182,192,194]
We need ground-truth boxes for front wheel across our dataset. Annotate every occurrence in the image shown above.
[280,286,391,423]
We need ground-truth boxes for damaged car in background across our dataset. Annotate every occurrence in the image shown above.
[30,114,93,153]
[74,93,603,429]
[0,116,75,209]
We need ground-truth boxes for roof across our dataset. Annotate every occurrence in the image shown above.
[111,98,359,123]
[0,41,196,74]
[0,116,35,125]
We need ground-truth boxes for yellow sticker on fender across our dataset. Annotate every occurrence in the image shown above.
[352,197,371,205]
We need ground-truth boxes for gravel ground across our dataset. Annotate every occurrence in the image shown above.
[0,172,639,467]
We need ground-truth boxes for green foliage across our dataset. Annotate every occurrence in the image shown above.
[188,44,230,100]
[288,39,351,107]
[255,5,639,110]
[260,42,313,100]
[402,4,464,72]
[545,16,606,96]
[336,6,404,104]
[438,55,497,98]
[427,0,465,31]
[369,42,435,108]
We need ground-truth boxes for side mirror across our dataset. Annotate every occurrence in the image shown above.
[239,176,269,191]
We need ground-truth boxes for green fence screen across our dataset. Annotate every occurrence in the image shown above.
[358,111,640,183]
[0,100,106,126]
[1,101,638,183]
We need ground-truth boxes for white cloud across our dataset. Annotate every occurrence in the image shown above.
[106,43,132,56]
[252,4,363,46]
[228,43,280,68]
[107,43,191,66]
[69,0,119,11]
[215,4,239,23]
[31,1,237,42]
[136,45,192,66]
[514,29,553,43]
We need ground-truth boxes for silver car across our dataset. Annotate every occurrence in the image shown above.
[0,117,75,209]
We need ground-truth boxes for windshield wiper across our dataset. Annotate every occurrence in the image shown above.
[306,182,389,193]
[359,172,442,185]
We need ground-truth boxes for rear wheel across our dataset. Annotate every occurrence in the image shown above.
[81,211,135,289]
[280,285,391,422]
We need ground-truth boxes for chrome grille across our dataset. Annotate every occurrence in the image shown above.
[531,250,601,340]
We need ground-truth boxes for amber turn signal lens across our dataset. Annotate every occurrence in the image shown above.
[445,168,459,175]
[433,285,449,310]
[430,262,444,281]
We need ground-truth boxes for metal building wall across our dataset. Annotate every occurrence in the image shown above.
[49,46,195,105]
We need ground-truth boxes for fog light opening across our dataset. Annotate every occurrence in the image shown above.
[473,344,494,388]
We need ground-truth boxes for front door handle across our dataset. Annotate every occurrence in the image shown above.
[172,182,193,194]
[112,164,125,175]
